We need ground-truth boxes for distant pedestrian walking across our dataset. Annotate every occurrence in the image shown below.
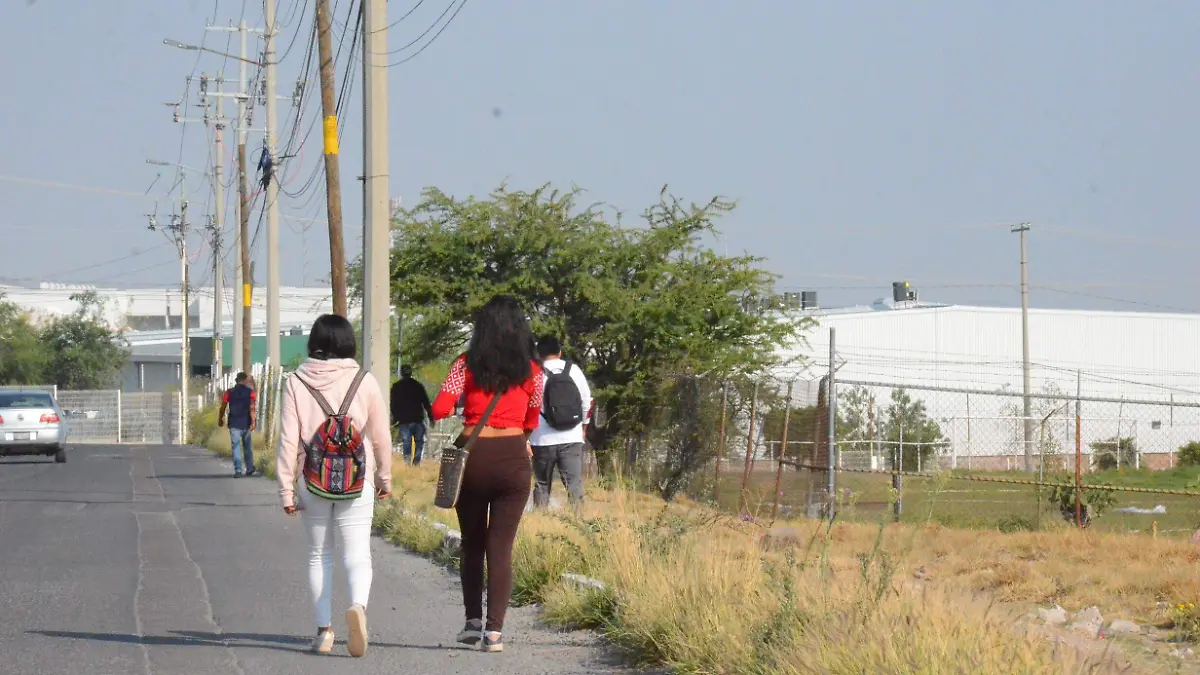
[218,372,258,477]
[391,364,433,465]
[430,295,543,653]
[276,314,393,657]
[530,335,592,508]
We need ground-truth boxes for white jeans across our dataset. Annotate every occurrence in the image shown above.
[299,485,375,627]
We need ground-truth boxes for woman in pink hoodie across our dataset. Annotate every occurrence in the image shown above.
[276,314,393,657]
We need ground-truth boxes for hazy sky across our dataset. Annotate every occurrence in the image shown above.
[1,1,1196,313]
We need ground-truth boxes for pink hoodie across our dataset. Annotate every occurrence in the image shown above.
[276,358,393,508]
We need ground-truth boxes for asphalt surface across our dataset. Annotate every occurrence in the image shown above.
[0,444,631,675]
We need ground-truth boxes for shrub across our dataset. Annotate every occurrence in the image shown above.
[1178,441,1200,467]
[1043,483,1117,527]
[1172,602,1200,642]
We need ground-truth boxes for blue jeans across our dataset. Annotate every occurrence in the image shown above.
[230,428,254,474]
[398,422,426,465]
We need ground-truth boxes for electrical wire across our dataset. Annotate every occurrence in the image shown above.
[388,0,468,66]
[382,0,427,31]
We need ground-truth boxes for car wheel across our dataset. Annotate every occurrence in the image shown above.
[54,449,66,464]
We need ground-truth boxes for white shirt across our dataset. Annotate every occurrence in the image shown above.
[530,358,592,446]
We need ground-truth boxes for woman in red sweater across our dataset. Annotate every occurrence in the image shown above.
[430,294,542,653]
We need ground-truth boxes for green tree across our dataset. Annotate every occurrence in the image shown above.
[880,388,947,472]
[366,183,809,476]
[38,291,129,390]
[0,293,48,385]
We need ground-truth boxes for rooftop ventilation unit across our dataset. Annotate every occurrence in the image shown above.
[892,281,917,304]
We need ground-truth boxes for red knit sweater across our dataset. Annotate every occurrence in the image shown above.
[431,354,544,431]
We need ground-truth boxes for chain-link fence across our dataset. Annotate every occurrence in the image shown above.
[23,389,190,444]
[615,328,1200,536]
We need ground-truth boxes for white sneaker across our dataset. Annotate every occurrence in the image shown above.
[310,630,334,655]
[346,604,368,657]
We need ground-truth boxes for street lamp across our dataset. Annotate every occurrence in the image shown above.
[162,38,265,67]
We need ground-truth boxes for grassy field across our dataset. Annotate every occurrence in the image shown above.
[193,406,1200,674]
[710,465,1200,538]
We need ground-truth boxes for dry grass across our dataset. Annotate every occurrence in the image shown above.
[195,410,1191,673]
[381,466,1152,674]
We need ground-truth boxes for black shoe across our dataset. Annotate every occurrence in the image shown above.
[234,471,244,478]
[456,620,482,646]
[245,467,257,477]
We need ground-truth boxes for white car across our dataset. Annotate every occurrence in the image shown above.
[0,390,70,463]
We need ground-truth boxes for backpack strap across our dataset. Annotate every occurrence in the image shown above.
[294,376,336,417]
[336,369,370,417]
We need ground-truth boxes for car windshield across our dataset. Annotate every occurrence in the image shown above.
[0,393,55,409]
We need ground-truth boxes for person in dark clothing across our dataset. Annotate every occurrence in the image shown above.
[218,372,258,477]
[390,364,433,465]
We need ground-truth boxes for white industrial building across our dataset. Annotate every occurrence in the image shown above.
[1,282,347,332]
[774,291,1200,472]
[2,282,345,393]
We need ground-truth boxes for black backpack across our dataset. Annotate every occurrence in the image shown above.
[541,360,584,430]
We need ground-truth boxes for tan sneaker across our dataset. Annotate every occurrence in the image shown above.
[310,629,334,655]
[345,604,368,657]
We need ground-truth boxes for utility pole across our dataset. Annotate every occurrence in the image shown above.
[316,0,347,316]
[170,72,227,379]
[177,178,191,445]
[211,75,225,379]
[1012,222,1033,472]
[238,141,252,370]
[264,0,281,372]
[362,0,391,393]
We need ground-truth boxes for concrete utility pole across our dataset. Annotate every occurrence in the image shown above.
[264,0,281,372]
[362,0,391,394]
[316,0,348,316]
[199,21,261,372]
[1012,222,1033,472]
[169,72,227,379]
[211,75,225,379]
[181,198,191,444]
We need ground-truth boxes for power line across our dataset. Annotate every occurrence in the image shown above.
[0,174,155,199]
[382,0,426,31]
[388,0,468,66]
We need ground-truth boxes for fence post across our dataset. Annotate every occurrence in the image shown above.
[826,327,837,521]
[771,379,795,521]
[737,379,760,515]
[965,392,972,471]
[1075,369,1083,528]
[116,389,123,443]
[893,472,902,522]
[712,381,728,505]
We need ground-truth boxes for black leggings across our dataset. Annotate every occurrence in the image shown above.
[454,434,531,632]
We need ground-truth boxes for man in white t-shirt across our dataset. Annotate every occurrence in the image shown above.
[530,335,592,507]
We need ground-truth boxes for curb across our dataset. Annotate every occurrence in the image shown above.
[393,504,608,592]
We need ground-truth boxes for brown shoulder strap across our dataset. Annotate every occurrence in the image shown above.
[337,369,369,416]
[462,391,504,452]
[294,376,335,416]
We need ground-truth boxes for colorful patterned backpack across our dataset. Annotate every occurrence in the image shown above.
[295,369,369,500]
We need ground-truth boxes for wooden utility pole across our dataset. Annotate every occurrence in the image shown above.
[316,0,347,315]
[238,142,252,370]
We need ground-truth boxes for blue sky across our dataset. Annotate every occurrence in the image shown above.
[1,1,1197,313]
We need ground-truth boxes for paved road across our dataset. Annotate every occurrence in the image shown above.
[0,444,628,675]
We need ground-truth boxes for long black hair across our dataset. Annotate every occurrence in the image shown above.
[465,294,534,393]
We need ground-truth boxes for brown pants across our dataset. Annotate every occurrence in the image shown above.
[455,434,531,632]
